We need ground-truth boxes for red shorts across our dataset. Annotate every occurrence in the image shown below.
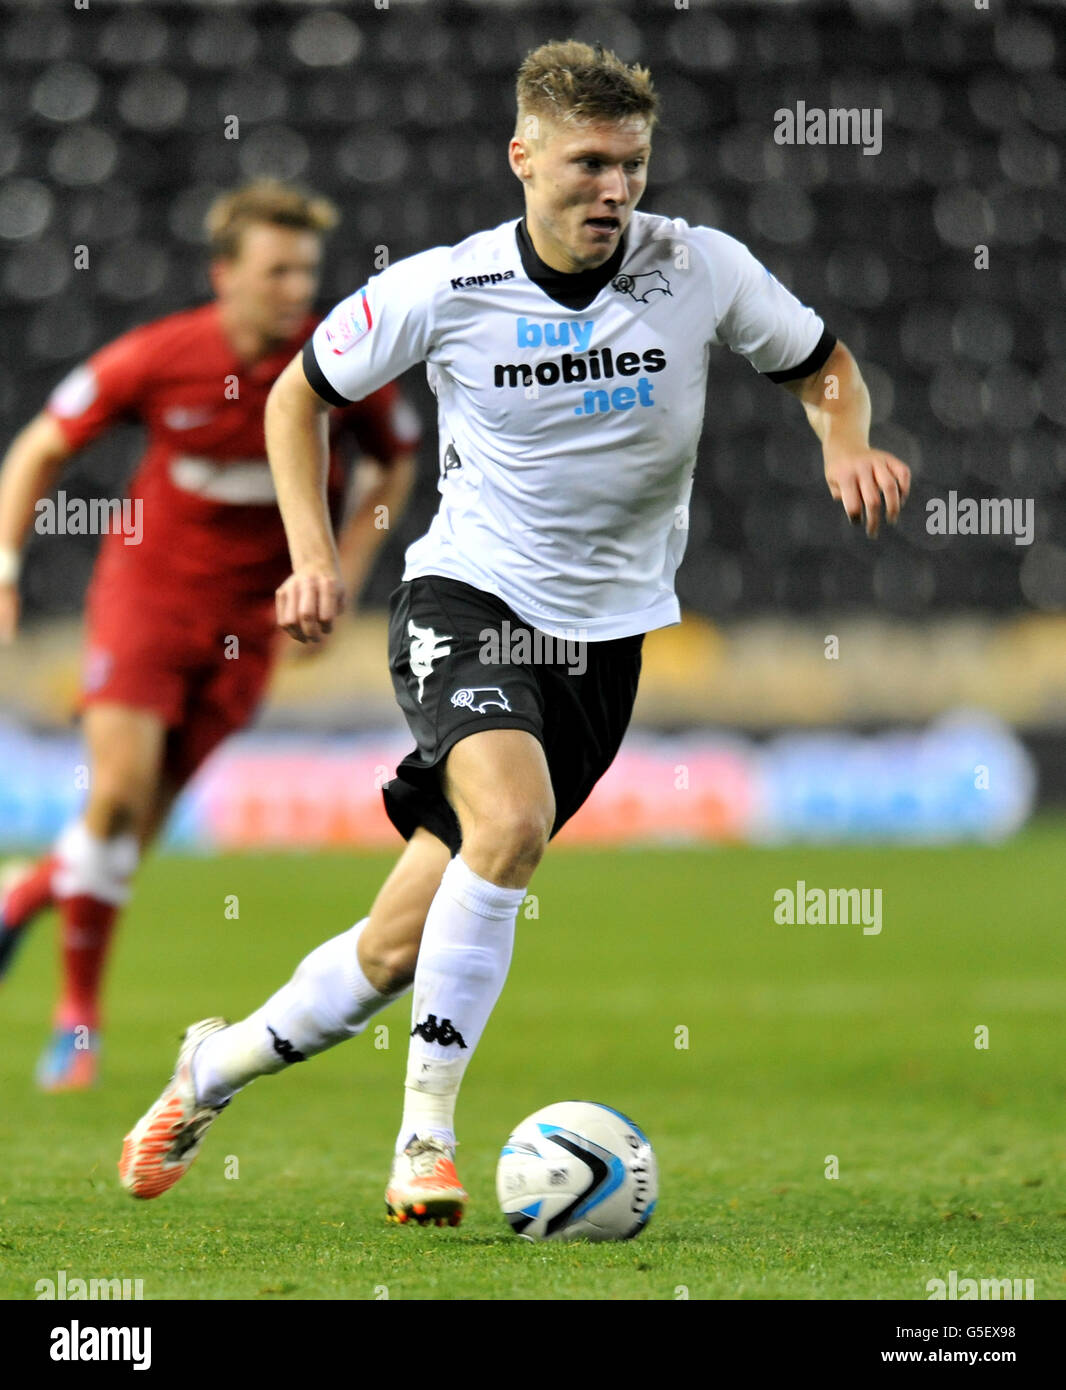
[81,567,281,787]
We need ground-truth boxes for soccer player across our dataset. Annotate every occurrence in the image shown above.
[0,180,420,1089]
[118,42,910,1220]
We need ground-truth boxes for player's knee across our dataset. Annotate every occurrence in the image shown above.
[378,942,419,992]
[357,932,419,994]
[471,803,553,878]
[505,807,553,864]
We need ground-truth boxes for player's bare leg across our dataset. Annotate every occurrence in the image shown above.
[0,855,57,976]
[137,771,183,851]
[33,702,165,1090]
[386,728,552,1227]
[120,828,448,1199]
[360,827,451,990]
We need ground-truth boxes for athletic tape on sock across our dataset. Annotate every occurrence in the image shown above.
[54,821,139,906]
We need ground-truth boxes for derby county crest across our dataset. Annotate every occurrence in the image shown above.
[611,270,672,303]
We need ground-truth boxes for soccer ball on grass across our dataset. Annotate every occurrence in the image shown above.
[496,1101,658,1242]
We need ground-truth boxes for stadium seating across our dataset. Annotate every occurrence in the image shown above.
[1,0,1063,619]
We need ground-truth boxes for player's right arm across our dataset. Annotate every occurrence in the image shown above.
[0,326,153,642]
[269,246,446,644]
[0,413,75,643]
[266,355,344,645]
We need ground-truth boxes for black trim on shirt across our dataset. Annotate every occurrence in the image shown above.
[765,328,837,384]
[302,337,353,407]
[515,217,627,311]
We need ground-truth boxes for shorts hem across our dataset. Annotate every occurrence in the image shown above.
[78,688,180,726]
[429,714,544,771]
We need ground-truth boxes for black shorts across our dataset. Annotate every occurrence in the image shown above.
[382,575,644,855]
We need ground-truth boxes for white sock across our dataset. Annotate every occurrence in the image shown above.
[53,819,139,904]
[193,918,402,1106]
[396,856,526,1153]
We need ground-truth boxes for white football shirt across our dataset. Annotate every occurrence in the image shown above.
[306,211,830,640]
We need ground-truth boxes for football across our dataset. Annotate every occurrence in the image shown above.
[497,1101,658,1241]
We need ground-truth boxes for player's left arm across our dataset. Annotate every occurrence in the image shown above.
[334,452,416,604]
[781,340,910,538]
[280,450,414,664]
[328,380,422,604]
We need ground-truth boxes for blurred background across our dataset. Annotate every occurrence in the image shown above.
[1,0,1063,850]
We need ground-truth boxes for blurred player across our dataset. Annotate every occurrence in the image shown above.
[0,180,420,1089]
[118,43,909,1219]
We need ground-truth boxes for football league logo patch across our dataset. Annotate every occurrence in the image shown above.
[611,270,672,303]
[324,288,373,354]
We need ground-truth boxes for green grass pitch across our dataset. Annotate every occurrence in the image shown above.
[1,824,1063,1301]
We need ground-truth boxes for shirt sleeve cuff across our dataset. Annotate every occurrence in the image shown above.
[764,329,837,384]
[302,338,354,407]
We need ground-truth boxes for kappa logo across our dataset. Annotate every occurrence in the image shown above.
[612,270,672,303]
[450,270,516,291]
[408,619,453,702]
[267,1026,306,1064]
[411,1015,467,1048]
[324,288,373,354]
[451,686,511,713]
[441,441,462,477]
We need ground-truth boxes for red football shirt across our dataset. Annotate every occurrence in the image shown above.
[45,302,421,600]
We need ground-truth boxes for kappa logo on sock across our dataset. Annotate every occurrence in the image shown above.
[411,1015,467,1049]
[267,1026,306,1064]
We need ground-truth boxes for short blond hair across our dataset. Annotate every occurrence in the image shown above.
[515,39,659,137]
[205,179,338,260]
